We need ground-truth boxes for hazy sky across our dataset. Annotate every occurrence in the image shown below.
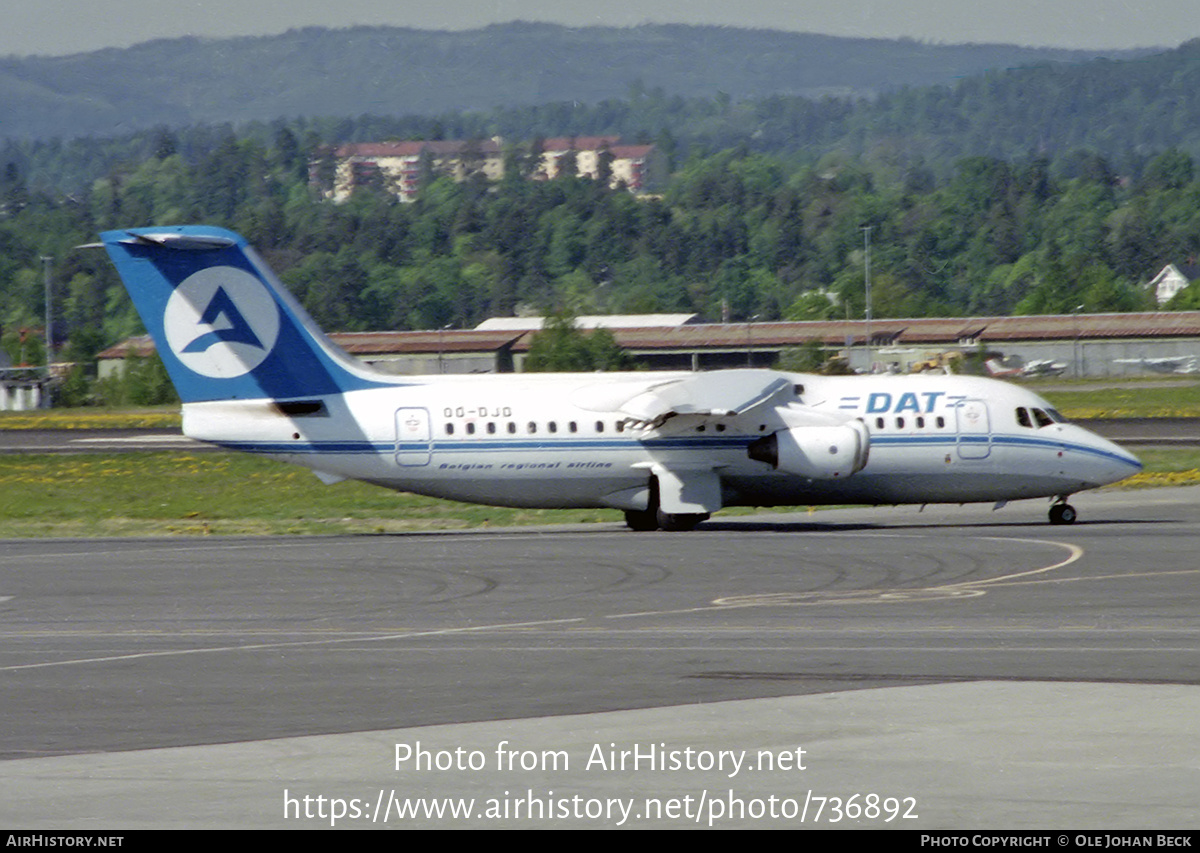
[2,1,1196,57]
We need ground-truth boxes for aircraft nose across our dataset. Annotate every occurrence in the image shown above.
[1088,432,1142,485]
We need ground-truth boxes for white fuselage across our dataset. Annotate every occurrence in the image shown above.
[181,371,1140,512]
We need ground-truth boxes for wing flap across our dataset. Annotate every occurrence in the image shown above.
[616,369,795,427]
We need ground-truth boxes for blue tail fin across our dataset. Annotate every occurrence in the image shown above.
[101,226,389,403]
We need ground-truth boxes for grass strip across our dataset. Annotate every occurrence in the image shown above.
[0,447,1191,538]
[0,452,621,538]
[0,408,182,430]
[1038,380,1200,420]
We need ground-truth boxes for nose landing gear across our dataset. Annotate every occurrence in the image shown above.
[1049,499,1077,525]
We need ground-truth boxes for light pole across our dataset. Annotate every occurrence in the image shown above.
[41,255,53,366]
[1072,304,1084,378]
[860,226,873,373]
[746,314,761,367]
[39,255,53,409]
[437,322,453,374]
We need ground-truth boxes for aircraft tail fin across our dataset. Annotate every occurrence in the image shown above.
[100,226,389,403]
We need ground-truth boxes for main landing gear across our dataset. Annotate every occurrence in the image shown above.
[623,476,710,531]
[623,507,659,531]
[1049,498,1077,525]
[623,508,710,532]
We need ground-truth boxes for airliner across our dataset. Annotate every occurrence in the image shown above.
[98,225,1142,531]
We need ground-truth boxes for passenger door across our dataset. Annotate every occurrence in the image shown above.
[395,407,432,466]
[955,399,991,460]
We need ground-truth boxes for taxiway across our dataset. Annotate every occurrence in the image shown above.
[1,486,1199,828]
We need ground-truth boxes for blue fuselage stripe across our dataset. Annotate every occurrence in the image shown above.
[211,431,1140,470]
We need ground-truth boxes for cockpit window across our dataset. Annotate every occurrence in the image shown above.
[1031,408,1054,428]
[1046,408,1068,423]
[1016,407,1032,428]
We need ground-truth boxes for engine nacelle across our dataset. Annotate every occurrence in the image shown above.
[747,420,870,479]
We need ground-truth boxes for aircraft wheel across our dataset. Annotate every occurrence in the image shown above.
[655,510,709,532]
[1049,503,1077,525]
[624,509,659,531]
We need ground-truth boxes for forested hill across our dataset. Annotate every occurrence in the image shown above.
[0,22,1138,141]
[852,38,1200,161]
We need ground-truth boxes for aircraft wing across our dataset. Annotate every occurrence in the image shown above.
[571,370,792,517]
[608,369,796,428]
[576,369,868,518]
[1115,356,1198,374]
[1021,360,1068,377]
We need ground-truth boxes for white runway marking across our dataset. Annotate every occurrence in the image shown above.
[0,617,586,673]
[713,535,1083,607]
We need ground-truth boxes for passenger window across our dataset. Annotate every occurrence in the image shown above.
[569,422,578,433]
[595,421,604,433]
[548,421,557,434]
[616,421,625,433]
[507,422,516,434]
[895,417,905,429]
[527,422,537,434]
[487,422,496,434]
[445,423,455,435]
[936,416,945,428]
[916,416,925,428]
[466,422,476,435]
[875,417,885,430]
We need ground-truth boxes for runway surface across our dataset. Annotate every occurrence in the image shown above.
[2,486,1199,828]
[0,428,207,454]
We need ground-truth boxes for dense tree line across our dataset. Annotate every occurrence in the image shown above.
[6,130,1200,395]
[3,31,1200,403]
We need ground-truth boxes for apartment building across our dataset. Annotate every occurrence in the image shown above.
[314,137,665,202]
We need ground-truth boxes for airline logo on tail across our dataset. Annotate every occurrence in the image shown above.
[163,266,280,378]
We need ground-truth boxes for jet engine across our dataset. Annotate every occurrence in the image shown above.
[747,420,870,479]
